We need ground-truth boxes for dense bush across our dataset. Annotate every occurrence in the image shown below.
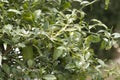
[0,0,120,80]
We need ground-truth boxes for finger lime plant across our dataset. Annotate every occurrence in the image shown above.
[0,0,119,80]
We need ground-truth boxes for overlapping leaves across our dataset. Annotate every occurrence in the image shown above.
[0,0,119,80]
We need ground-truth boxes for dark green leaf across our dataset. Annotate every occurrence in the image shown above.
[2,63,10,74]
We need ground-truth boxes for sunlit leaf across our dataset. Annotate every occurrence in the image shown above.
[43,74,56,80]
[97,59,107,67]
[100,38,108,49]
[3,43,7,50]
[86,35,101,43]
[91,19,108,29]
[22,12,35,22]
[8,9,21,14]
[112,33,120,38]
[62,2,71,10]
[17,43,26,48]
[3,24,13,31]
[105,0,110,10]
[34,9,41,19]
[81,1,90,5]
[85,52,91,60]
[65,63,75,69]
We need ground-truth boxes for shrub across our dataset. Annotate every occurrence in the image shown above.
[0,0,119,79]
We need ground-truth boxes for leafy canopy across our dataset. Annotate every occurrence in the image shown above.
[0,0,119,80]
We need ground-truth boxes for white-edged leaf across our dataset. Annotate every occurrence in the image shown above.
[8,9,21,14]
[81,1,90,5]
[112,33,120,38]
[91,19,108,29]
[103,38,108,42]
[34,9,41,19]
[98,30,105,32]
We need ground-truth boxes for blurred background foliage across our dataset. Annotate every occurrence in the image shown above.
[85,0,120,32]
[84,0,120,60]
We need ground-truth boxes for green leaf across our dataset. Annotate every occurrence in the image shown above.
[85,52,91,60]
[53,46,65,60]
[17,43,26,48]
[22,46,34,61]
[62,2,71,10]
[0,3,4,8]
[27,59,34,68]
[43,74,56,80]
[105,31,111,38]
[23,2,29,9]
[105,0,110,10]
[22,12,35,22]
[97,59,107,67]
[65,63,75,69]
[43,20,49,29]
[86,35,101,43]
[2,63,10,74]
[3,24,13,31]
[106,41,112,50]
[100,38,108,49]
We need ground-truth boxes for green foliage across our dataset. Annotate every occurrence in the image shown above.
[0,0,119,79]
[86,0,120,30]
